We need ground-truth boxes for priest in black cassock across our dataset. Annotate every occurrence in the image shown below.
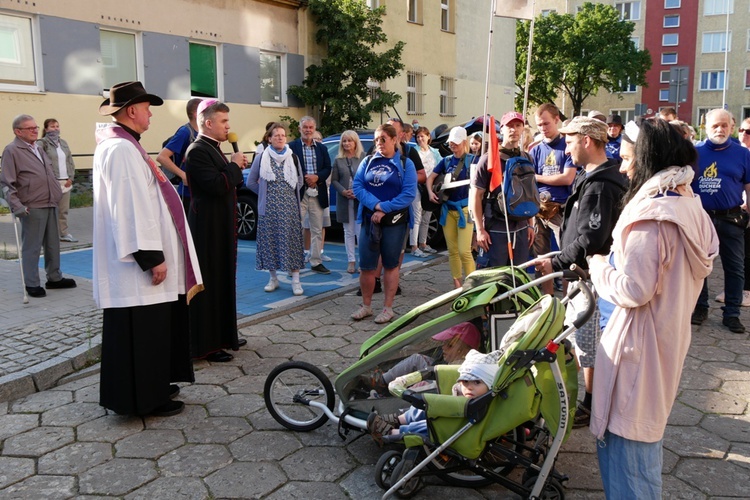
[185,100,247,362]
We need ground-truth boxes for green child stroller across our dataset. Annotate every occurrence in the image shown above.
[374,267,594,499]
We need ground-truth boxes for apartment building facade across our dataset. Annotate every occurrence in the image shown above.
[530,0,750,127]
[1,0,516,167]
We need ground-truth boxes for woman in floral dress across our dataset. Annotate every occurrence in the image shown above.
[247,122,305,295]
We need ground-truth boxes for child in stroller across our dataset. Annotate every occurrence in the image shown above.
[360,321,480,395]
[367,349,500,445]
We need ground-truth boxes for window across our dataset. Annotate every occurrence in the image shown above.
[407,70,424,115]
[0,12,41,91]
[661,53,678,64]
[697,107,712,125]
[441,0,453,32]
[408,0,422,24]
[189,42,219,98]
[630,37,640,49]
[365,0,380,8]
[745,69,750,89]
[619,79,637,93]
[703,32,731,53]
[260,51,286,106]
[440,76,456,116]
[664,0,681,8]
[663,34,679,46]
[664,15,680,27]
[100,30,140,91]
[659,89,670,101]
[700,70,725,91]
[660,70,671,83]
[367,79,385,101]
[541,9,556,16]
[747,29,750,51]
[615,1,641,21]
[610,109,635,123]
[704,0,733,16]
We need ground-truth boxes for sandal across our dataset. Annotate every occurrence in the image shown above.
[351,305,373,320]
[367,412,395,446]
[374,308,395,324]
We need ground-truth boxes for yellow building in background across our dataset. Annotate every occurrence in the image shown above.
[0,0,517,167]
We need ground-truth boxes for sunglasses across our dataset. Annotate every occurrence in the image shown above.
[374,136,390,144]
[740,128,749,134]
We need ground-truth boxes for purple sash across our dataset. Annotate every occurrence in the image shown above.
[95,124,204,303]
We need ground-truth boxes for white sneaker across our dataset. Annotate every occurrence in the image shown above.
[264,278,279,292]
[422,245,437,254]
[321,252,332,262]
[743,290,750,307]
[60,234,78,243]
[412,248,429,258]
[304,251,310,263]
[715,291,725,303]
[292,282,304,296]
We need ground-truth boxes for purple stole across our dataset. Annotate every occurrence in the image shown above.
[95,124,203,303]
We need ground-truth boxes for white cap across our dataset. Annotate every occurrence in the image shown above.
[447,126,467,144]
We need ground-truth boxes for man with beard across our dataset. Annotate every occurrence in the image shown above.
[690,109,750,333]
[533,116,626,429]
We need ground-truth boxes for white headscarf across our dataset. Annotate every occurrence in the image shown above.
[260,145,298,190]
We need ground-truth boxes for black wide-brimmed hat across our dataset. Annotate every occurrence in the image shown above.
[99,81,163,116]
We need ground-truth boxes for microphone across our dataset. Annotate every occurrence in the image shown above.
[227,132,239,153]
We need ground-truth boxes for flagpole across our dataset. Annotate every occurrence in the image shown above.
[482,0,496,151]
[522,0,536,119]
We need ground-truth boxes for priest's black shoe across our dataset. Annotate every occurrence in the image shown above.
[26,286,46,298]
[46,277,77,289]
[151,400,184,417]
[169,384,180,399]
[205,350,233,362]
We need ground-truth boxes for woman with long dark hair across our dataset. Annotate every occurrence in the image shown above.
[588,118,719,498]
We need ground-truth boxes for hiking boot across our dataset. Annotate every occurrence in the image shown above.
[367,412,395,446]
[572,403,591,429]
[722,316,745,334]
[691,307,708,326]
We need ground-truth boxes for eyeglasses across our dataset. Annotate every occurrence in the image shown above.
[16,126,39,131]
[374,136,390,144]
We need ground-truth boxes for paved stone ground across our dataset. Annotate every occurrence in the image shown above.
[0,260,748,498]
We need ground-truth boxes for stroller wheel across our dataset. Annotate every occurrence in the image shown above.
[522,475,564,500]
[391,457,423,498]
[264,361,335,431]
[374,450,402,489]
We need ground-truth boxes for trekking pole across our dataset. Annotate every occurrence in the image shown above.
[11,213,29,304]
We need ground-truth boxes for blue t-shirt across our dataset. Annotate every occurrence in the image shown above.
[164,124,197,197]
[605,136,622,162]
[529,135,576,203]
[693,139,750,211]
[433,154,472,202]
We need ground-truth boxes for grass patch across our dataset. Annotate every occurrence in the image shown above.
[70,191,93,208]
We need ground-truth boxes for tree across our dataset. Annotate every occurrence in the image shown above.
[288,0,405,136]
[515,2,652,117]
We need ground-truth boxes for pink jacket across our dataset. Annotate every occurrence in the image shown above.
[589,172,719,443]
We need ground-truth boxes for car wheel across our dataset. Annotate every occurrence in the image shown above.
[426,209,444,247]
[236,193,258,240]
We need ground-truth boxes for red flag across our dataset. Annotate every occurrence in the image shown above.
[488,116,503,192]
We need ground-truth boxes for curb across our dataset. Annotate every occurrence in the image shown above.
[0,256,449,404]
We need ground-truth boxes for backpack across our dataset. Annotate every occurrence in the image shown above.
[489,154,540,221]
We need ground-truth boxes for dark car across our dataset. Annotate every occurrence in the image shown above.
[431,115,503,157]
[237,156,258,240]
[321,131,444,247]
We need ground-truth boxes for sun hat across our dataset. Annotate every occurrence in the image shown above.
[447,126,468,144]
[457,349,501,388]
[99,81,163,116]
[432,322,480,350]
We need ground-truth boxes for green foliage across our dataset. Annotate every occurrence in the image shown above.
[515,2,652,117]
[289,0,405,136]
[70,190,93,208]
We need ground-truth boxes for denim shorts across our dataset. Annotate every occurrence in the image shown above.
[597,430,662,499]
[359,222,408,270]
